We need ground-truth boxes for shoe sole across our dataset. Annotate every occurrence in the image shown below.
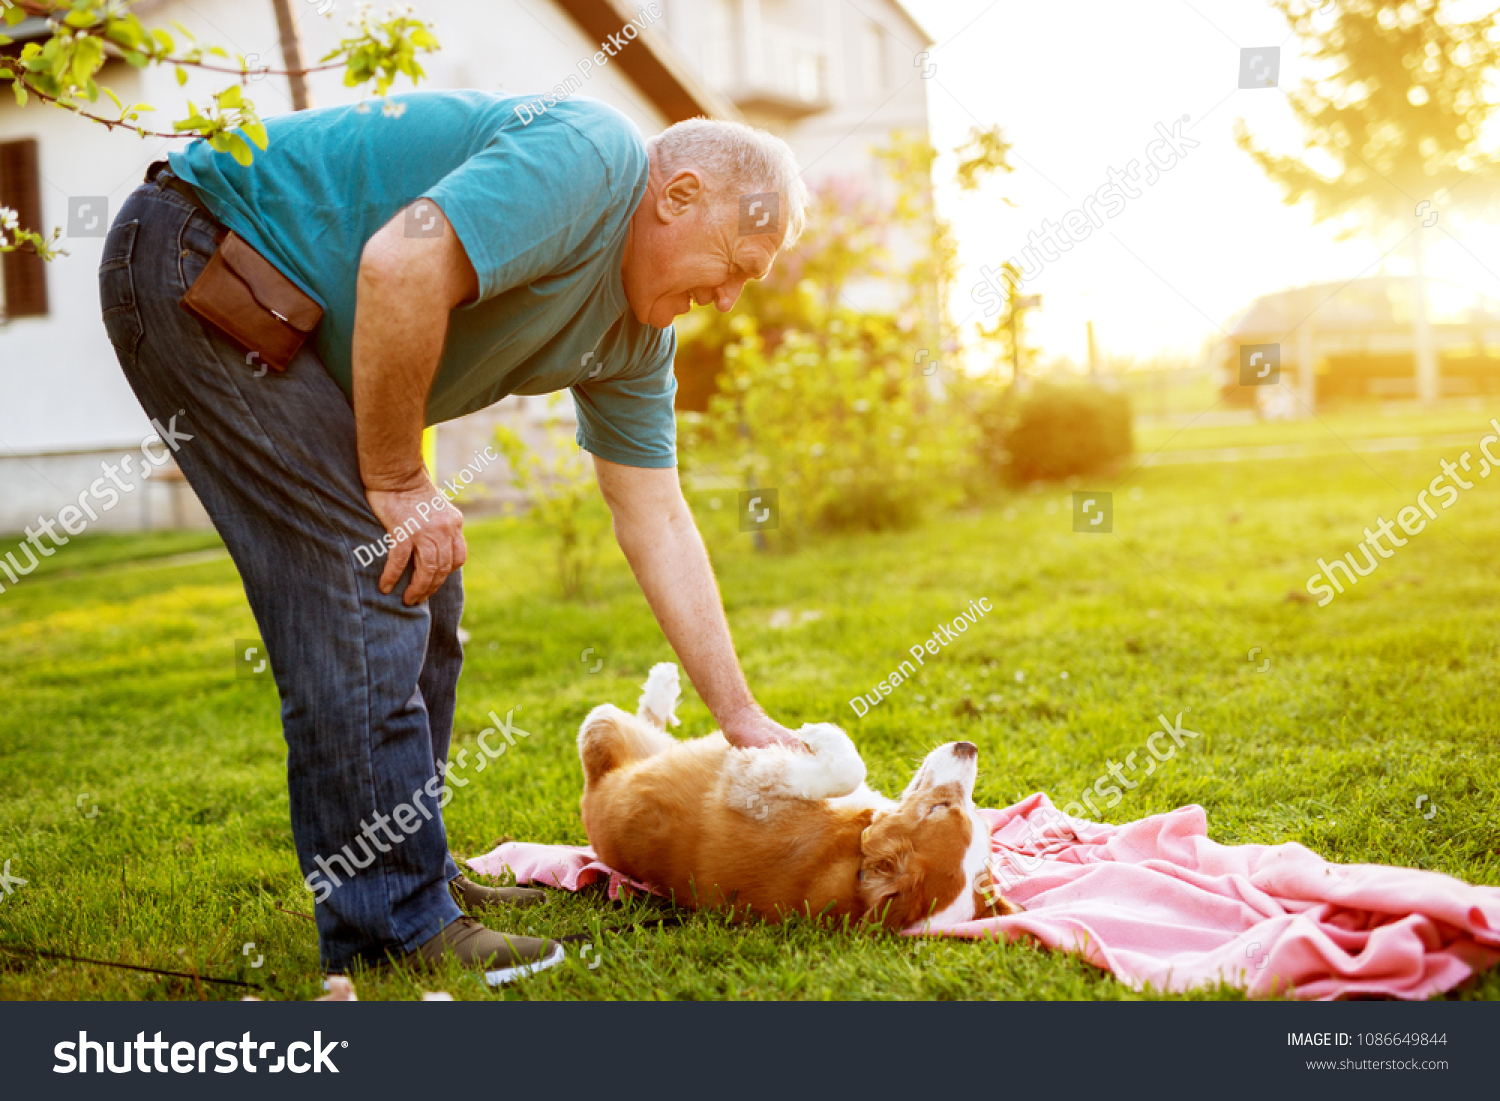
[485,942,566,986]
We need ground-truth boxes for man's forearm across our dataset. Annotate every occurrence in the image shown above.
[614,500,761,727]
[351,206,480,492]
[351,260,447,491]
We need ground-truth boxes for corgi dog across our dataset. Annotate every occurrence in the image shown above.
[577,664,1021,929]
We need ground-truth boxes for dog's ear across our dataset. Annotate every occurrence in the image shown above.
[858,820,927,930]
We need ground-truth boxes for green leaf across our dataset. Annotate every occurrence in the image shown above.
[216,84,243,109]
[12,82,27,108]
[153,29,176,54]
[176,66,188,86]
[222,132,253,166]
[0,34,11,47]
[71,35,105,91]
[3,7,27,27]
[105,22,142,49]
[102,86,121,109]
[241,119,267,150]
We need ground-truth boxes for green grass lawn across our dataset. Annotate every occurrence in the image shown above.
[2,421,1499,1001]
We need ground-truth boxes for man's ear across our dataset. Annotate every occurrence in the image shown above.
[858,822,924,930]
[655,168,707,224]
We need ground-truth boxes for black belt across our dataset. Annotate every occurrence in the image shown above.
[146,160,226,238]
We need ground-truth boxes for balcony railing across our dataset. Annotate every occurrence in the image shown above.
[707,27,830,117]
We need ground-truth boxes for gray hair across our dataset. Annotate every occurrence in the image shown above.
[647,117,809,247]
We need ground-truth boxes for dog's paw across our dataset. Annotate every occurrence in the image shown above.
[787,723,866,799]
[638,662,681,729]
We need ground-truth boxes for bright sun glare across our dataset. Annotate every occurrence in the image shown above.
[906,0,1500,373]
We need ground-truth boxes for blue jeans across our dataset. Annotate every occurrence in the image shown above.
[99,177,463,970]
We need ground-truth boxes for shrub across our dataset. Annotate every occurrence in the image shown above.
[685,314,977,545]
[994,383,1133,483]
[493,396,603,599]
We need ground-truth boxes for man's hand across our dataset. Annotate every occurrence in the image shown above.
[366,480,467,605]
[719,704,807,751]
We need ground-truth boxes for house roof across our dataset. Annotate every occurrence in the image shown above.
[552,0,741,123]
[887,0,937,47]
[1227,276,1500,339]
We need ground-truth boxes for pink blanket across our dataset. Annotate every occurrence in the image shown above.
[467,793,1500,999]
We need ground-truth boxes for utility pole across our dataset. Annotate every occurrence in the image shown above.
[988,264,1039,420]
[1009,291,1041,384]
[271,0,312,111]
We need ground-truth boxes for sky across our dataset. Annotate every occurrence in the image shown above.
[900,0,1500,370]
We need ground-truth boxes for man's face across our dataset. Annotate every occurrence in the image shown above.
[622,165,782,329]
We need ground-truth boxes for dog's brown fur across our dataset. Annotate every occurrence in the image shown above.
[578,672,1020,928]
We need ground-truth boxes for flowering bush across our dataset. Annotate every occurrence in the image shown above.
[673,174,890,411]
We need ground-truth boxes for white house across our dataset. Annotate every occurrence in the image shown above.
[0,0,932,533]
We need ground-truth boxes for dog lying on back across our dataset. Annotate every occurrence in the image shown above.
[577,664,1021,929]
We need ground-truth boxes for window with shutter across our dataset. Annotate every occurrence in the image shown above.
[0,138,50,319]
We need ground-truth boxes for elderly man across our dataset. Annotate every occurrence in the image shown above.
[97,91,808,982]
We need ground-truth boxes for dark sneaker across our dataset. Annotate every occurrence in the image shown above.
[450,874,545,912]
[407,916,564,986]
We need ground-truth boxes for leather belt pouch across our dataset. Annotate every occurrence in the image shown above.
[179,232,323,372]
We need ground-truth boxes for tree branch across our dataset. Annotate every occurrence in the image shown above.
[168,57,344,79]
[0,66,184,138]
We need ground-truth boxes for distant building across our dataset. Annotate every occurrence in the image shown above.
[1216,276,1500,410]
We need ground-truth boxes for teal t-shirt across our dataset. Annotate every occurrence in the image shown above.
[169,91,678,468]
